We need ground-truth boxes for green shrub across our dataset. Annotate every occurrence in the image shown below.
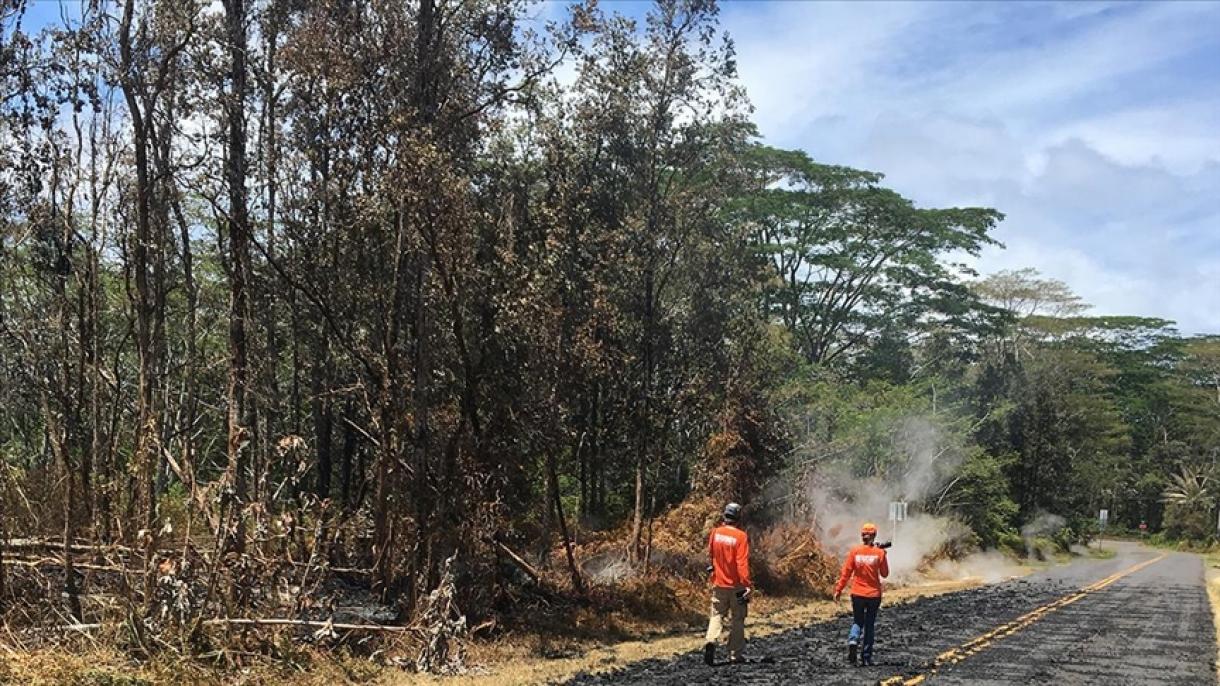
[157,481,190,535]
[1050,526,1076,553]
[1027,536,1058,560]
[1163,502,1213,542]
[996,530,1025,557]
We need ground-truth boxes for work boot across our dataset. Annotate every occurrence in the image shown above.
[704,642,715,666]
[847,641,857,665]
[861,655,874,667]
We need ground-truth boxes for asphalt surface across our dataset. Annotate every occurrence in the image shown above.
[564,541,1216,685]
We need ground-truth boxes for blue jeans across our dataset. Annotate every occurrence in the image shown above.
[848,595,881,660]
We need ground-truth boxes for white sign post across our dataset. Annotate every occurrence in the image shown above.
[888,501,907,545]
[1098,509,1109,551]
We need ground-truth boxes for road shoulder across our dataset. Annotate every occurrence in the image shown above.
[1206,551,1220,679]
[388,579,988,686]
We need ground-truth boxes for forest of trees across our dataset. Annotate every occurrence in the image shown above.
[1,0,1218,668]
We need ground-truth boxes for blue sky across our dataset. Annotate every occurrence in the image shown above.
[716,0,1220,334]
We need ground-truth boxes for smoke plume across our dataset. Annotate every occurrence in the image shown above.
[802,417,1012,584]
[1021,511,1067,557]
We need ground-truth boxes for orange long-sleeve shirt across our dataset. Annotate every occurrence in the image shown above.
[833,544,889,598]
[708,524,752,589]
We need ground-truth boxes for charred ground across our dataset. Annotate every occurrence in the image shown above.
[565,542,1215,686]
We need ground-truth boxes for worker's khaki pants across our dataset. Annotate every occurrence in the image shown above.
[705,586,747,658]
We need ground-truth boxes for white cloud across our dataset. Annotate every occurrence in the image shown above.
[722,1,926,151]
[717,1,1220,334]
[1039,101,1220,173]
[914,3,1219,119]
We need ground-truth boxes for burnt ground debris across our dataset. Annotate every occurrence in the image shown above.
[564,543,1216,686]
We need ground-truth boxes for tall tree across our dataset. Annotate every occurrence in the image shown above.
[742,146,1002,367]
[222,0,251,556]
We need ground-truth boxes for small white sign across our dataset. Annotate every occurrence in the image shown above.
[1099,509,1109,525]
[888,501,907,523]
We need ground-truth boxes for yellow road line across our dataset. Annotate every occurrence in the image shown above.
[879,553,1168,686]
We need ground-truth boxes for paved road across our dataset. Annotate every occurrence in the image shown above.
[565,541,1216,685]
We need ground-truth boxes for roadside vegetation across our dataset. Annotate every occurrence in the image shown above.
[1,0,1217,682]
[1206,551,1220,676]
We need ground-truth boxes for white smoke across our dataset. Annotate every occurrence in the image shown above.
[1021,511,1067,557]
[1020,511,1066,539]
[929,550,1024,584]
[805,417,1005,581]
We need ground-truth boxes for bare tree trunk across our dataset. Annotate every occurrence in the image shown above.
[151,81,174,507]
[76,262,93,529]
[374,204,415,599]
[41,392,81,621]
[644,466,658,576]
[87,104,115,537]
[629,271,654,563]
[578,418,588,521]
[117,0,160,601]
[88,248,106,540]
[339,400,356,510]
[372,386,398,598]
[312,339,333,499]
[592,382,604,518]
[223,0,251,557]
[547,449,584,596]
[0,501,6,611]
[404,0,438,607]
[258,5,283,528]
[171,175,200,526]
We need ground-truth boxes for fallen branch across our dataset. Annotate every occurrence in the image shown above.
[324,566,373,576]
[779,539,812,563]
[207,618,413,633]
[3,556,131,573]
[21,617,416,635]
[3,542,370,576]
[18,622,104,634]
[4,539,136,557]
[486,536,542,585]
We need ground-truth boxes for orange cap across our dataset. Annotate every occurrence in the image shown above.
[861,522,878,534]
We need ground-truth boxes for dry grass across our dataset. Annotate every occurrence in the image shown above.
[0,497,1018,685]
[0,577,985,686]
[1205,552,1220,677]
[0,646,382,686]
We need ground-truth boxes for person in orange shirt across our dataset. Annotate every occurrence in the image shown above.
[703,502,752,665]
[833,522,889,666]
